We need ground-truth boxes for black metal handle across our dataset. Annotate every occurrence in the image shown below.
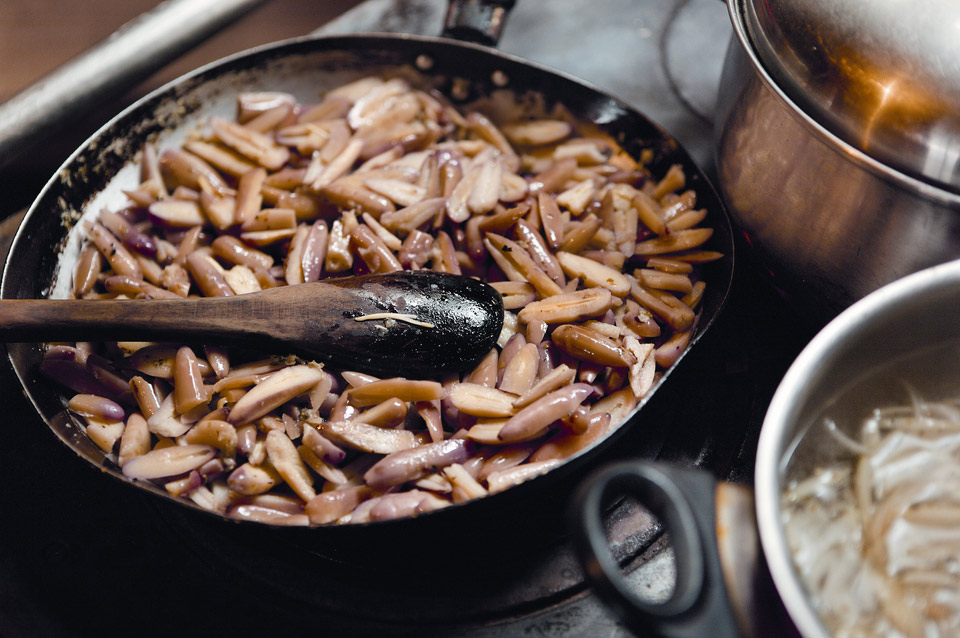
[443,0,517,46]
[0,0,267,180]
[570,461,743,638]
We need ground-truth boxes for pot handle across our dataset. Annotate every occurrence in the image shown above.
[570,461,743,638]
[442,0,517,46]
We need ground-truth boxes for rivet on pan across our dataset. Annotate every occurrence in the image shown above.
[415,54,434,71]
[491,70,509,87]
[451,77,471,101]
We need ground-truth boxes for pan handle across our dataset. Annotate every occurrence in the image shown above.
[569,461,744,638]
[442,0,517,46]
[0,0,267,178]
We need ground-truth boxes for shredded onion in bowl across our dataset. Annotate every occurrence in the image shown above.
[783,392,960,638]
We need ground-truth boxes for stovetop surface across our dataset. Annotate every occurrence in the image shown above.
[0,1,823,636]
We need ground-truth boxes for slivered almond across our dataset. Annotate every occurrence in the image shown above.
[266,429,316,502]
[486,460,561,493]
[363,177,426,207]
[227,365,326,425]
[557,251,631,297]
[310,138,364,190]
[517,287,614,325]
[146,393,192,437]
[210,117,289,170]
[148,200,205,227]
[634,228,713,256]
[227,462,281,495]
[556,180,595,215]
[625,337,656,399]
[314,420,418,454]
[489,281,536,310]
[85,419,125,453]
[184,419,238,458]
[348,378,444,407]
[122,444,217,480]
[449,383,517,417]
[513,364,576,408]
[501,119,572,146]
[467,159,502,214]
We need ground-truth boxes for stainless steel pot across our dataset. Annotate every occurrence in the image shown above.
[714,0,960,320]
[572,257,960,636]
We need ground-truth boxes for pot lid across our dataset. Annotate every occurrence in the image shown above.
[736,0,960,193]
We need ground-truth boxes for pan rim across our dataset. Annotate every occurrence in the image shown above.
[1,31,735,532]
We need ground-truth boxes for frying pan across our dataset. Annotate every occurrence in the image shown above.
[0,1,734,551]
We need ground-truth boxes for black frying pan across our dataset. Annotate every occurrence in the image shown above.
[0,3,734,554]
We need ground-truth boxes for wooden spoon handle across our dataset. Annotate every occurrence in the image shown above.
[0,295,261,343]
[0,271,504,377]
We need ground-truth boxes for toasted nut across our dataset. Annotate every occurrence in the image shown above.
[117,413,151,466]
[306,486,373,525]
[490,281,537,310]
[517,287,614,325]
[348,378,445,407]
[122,444,217,480]
[68,393,125,421]
[148,200,206,228]
[501,119,572,146]
[314,419,418,454]
[297,444,349,485]
[184,140,256,178]
[449,382,518,418]
[184,419,238,458]
[513,364,577,409]
[556,179,595,215]
[88,222,142,279]
[146,393,191,437]
[173,346,209,414]
[266,429,316,502]
[551,324,636,367]
[557,251,631,297]
[227,365,326,425]
[443,463,488,502]
[227,462,281,495]
[634,228,713,256]
[486,459,562,493]
[485,232,562,299]
[498,343,539,396]
[85,418,125,453]
[363,438,473,489]
[210,117,290,171]
[498,383,595,443]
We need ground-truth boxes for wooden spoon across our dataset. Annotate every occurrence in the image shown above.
[0,270,504,377]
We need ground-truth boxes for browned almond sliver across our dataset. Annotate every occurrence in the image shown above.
[315,420,418,454]
[265,429,316,502]
[448,382,517,418]
[634,228,713,256]
[551,324,637,368]
[517,288,614,325]
[306,486,373,525]
[501,119,572,147]
[363,438,473,489]
[227,365,326,425]
[210,117,290,171]
[122,444,217,480]
[556,251,631,297]
[348,378,445,407]
[486,459,562,493]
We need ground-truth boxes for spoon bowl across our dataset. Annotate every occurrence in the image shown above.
[0,270,504,377]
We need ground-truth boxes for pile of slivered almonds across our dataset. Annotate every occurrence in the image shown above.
[43,76,721,526]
